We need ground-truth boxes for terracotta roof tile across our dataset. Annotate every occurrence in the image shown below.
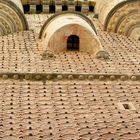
[0,14,140,140]
[0,80,140,139]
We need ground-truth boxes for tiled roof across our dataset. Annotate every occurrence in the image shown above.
[0,29,139,75]
[0,14,140,140]
[0,80,140,140]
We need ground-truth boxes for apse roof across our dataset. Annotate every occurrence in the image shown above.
[0,15,139,77]
[0,79,140,140]
[0,13,140,140]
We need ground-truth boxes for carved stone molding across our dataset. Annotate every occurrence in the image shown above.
[96,0,140,40]
[0,0,28,36]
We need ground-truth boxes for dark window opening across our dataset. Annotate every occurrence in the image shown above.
[138,37,140,41]
[62,5,68,11]
[76,6,81,12]
[36,5,43,13]
[23,5,30,14]
[67,35,79,51]
[89,6,94,12]
[123,104,130,110]
[49,5,55,13]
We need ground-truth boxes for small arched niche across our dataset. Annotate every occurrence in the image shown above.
[38,12,104,57]
[67,35,79,51]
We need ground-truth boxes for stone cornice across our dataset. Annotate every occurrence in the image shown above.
[0,72,139,81]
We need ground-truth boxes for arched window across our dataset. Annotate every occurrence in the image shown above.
[67,35,79,51]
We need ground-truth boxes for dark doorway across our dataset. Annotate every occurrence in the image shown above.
[67,35,79,51]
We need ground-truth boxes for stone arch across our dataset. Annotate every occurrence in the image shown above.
[0,0,28,36]
[39,12,103,56]
[95,0,140,40]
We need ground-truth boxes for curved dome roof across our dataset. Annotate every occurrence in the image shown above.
[0,0,28,36]
[39,12,103,56]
